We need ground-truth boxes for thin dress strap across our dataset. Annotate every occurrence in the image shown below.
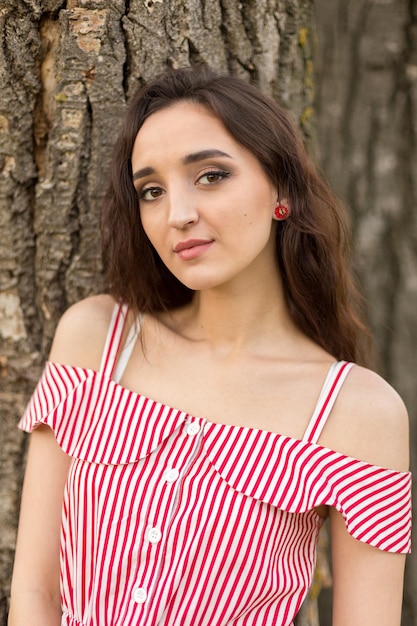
[113,316,142,383]
[99,302,129,379]
[303,361,354,444]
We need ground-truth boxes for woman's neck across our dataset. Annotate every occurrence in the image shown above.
[165,273,303,358]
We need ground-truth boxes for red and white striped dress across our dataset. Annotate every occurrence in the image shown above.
[19,303,412,626]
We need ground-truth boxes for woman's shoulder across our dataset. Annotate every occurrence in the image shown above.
[320,363,409,472]
[48,294,119,371]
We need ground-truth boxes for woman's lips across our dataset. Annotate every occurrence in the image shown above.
[174,239,214,260]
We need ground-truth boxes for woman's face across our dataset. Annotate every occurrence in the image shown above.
[131,101,278,292]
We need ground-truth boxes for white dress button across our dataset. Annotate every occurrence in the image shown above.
[148,527,162,544]
[165,468,180,483]
[132,587,147,604]
[186,422,200,436]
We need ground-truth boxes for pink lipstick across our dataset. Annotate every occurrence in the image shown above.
[174,239,213,260]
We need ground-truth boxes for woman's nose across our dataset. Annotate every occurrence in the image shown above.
[166,189,199,229]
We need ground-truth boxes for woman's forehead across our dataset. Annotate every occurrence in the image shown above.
[132,101,244,165]
[136,101,225,139]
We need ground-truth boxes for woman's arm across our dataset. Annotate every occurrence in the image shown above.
[9,295,116,626]
[8,425,72,626]
[330,507,406,625]
[327,366,410,626]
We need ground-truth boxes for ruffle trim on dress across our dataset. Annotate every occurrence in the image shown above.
[19,362,412,553]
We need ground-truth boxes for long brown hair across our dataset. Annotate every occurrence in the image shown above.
[102,66,369,363]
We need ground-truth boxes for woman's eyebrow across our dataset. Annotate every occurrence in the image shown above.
[133,166,154,182]
[182,149,232,164]
[132,149,232,182]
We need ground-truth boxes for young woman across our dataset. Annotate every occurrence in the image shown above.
[9,67,411,626]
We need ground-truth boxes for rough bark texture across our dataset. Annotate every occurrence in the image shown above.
[314,1,417,624]
[0,1,319,624]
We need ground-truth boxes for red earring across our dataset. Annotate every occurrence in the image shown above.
[274,203,289,220]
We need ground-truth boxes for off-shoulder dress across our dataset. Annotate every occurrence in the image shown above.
[19,303,412,626]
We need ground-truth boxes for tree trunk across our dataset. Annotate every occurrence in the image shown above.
[314,1,417,623]
[0,1,320,624]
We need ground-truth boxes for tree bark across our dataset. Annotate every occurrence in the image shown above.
[0,1,318,624]
[314,1,417,623]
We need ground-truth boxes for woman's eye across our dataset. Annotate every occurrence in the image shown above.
[139,186,163,201]
[198,170,230,185]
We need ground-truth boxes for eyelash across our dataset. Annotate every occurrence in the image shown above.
[138,186,161,201]
[137,169,230,202]
[198,169,230,184]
